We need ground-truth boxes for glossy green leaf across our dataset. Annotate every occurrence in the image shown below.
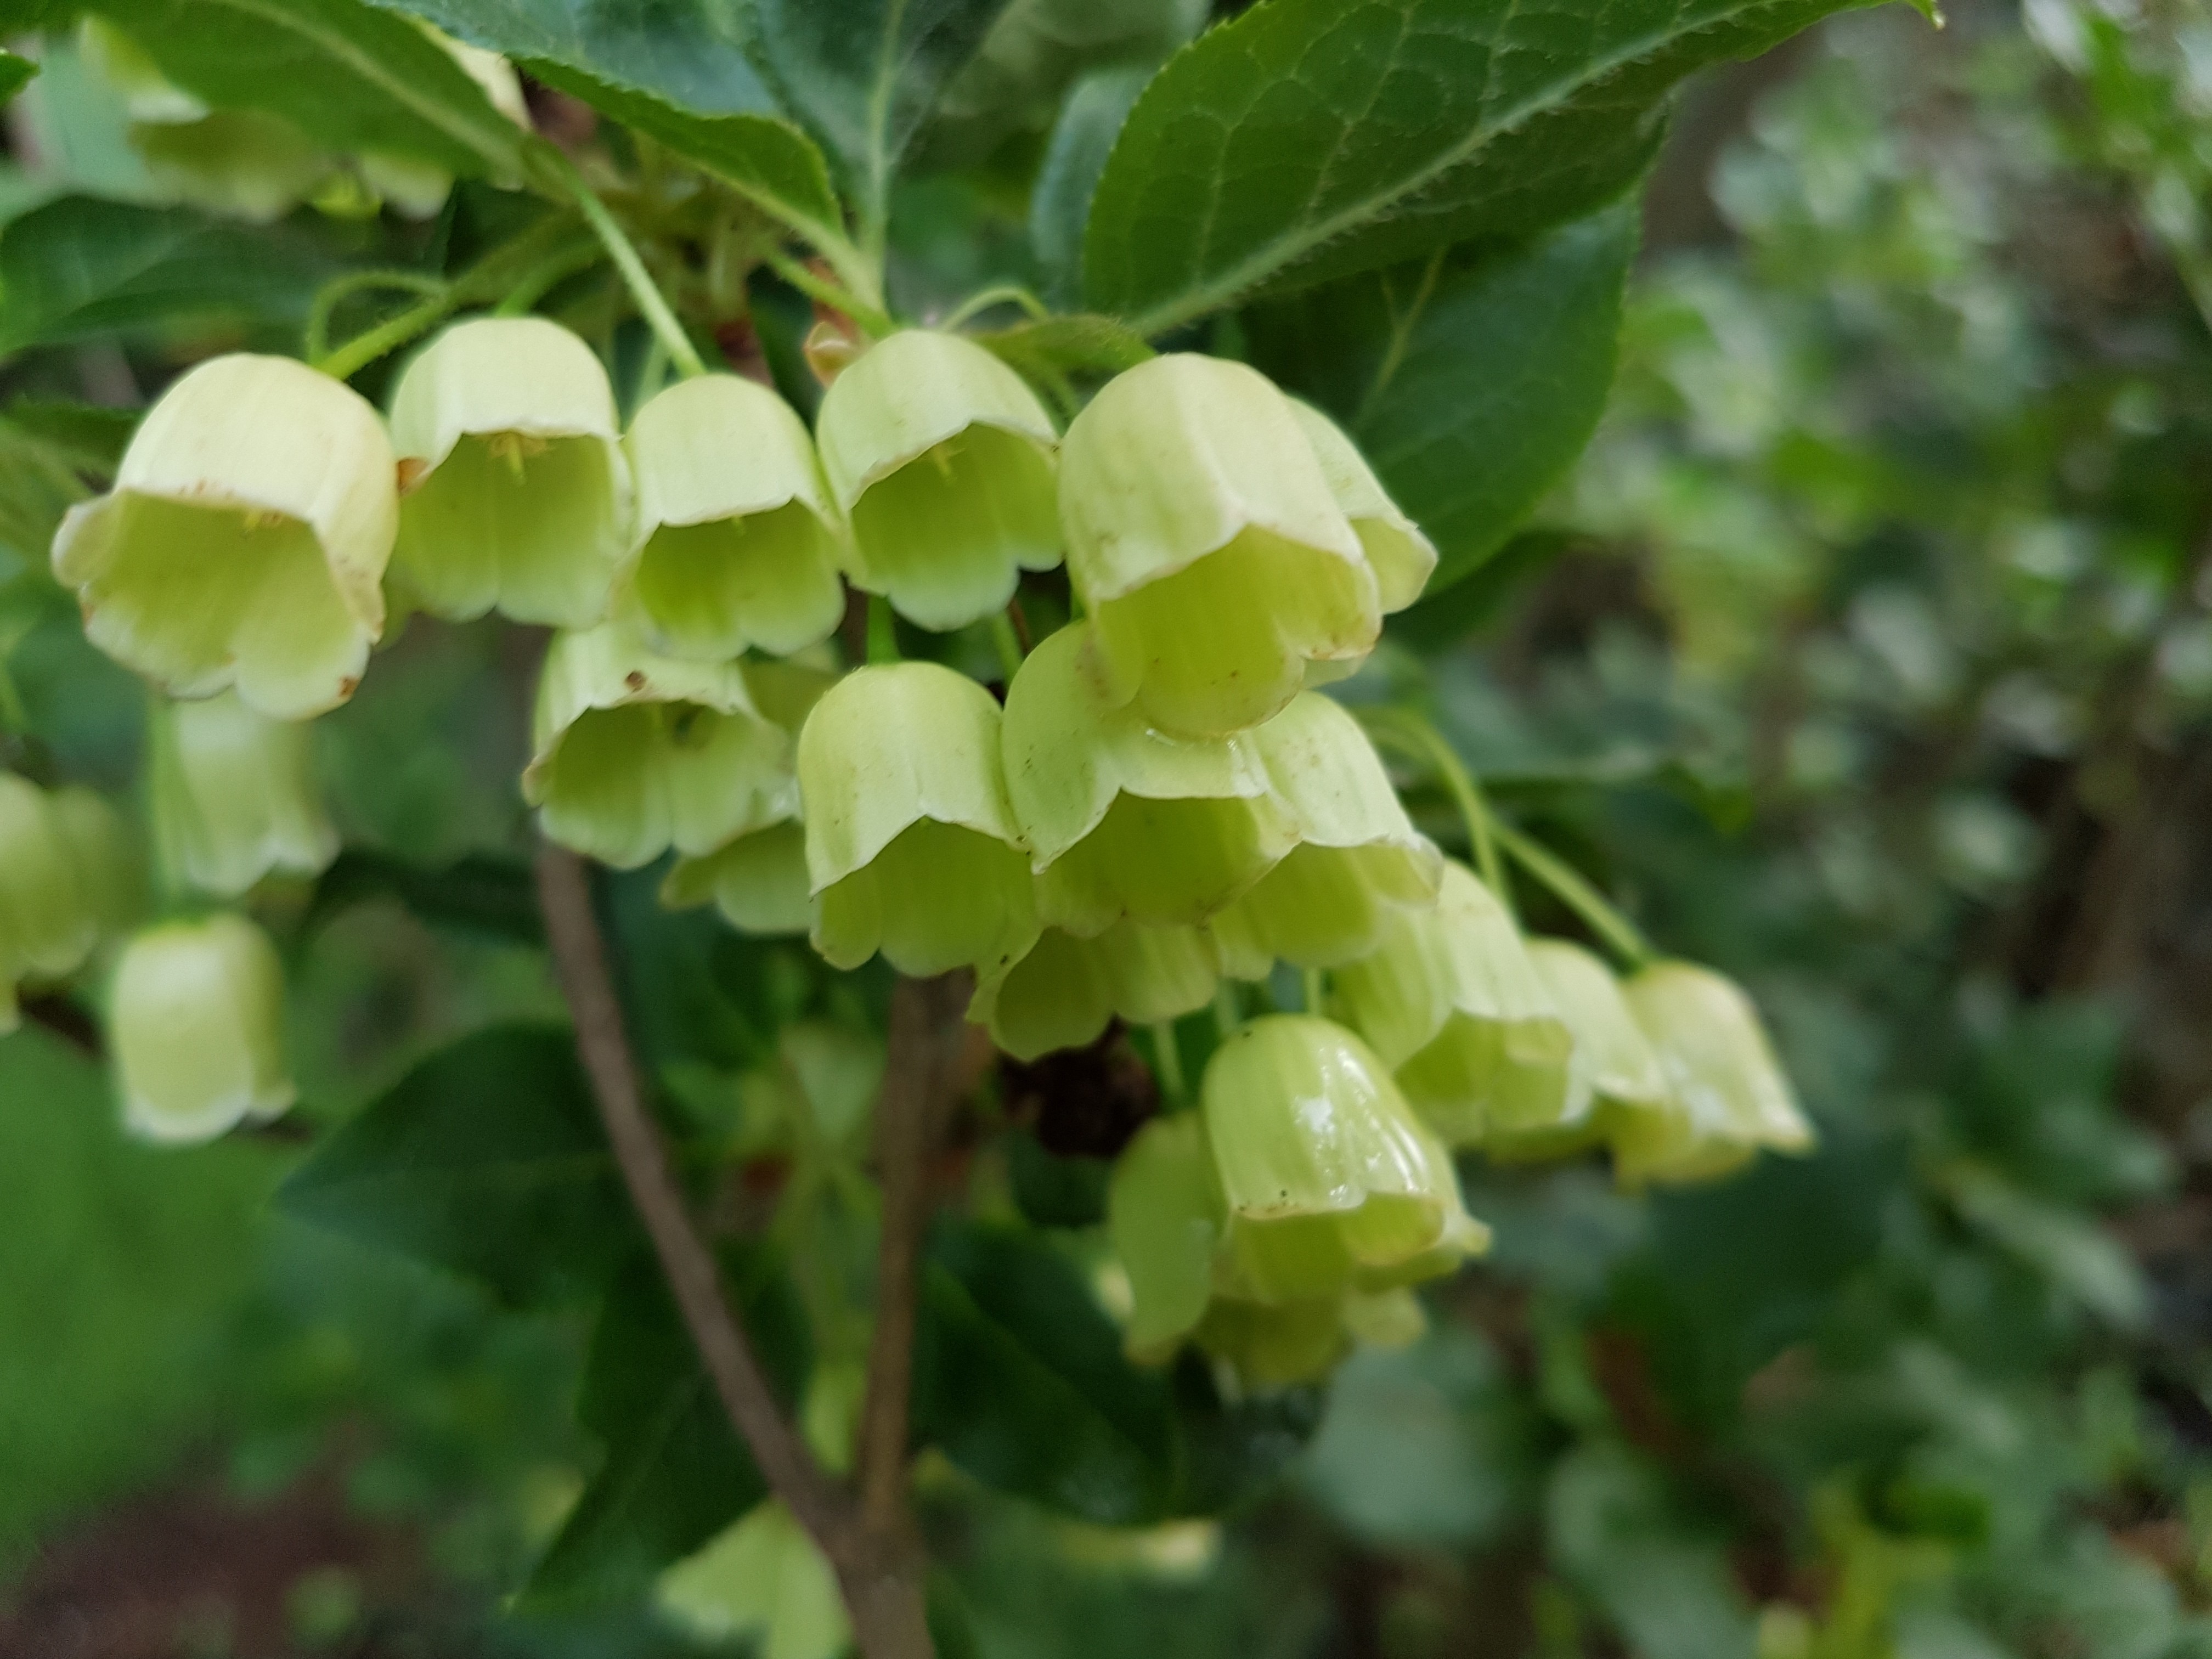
[524,1245,810,1606]
[1030,63,1150,301]
[278,1024,635,1306]
[1247,202,1636,592]
[303,848,544,945]
[1084,0,1878,332]
[0,195,340,355]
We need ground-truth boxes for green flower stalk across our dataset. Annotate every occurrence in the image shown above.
[624,375,848,661]
[1108,1114,1224,1358]
[526,616,795,870]
[1614,961,1814,1186]
[110,913,294,1144]
[388,317,633,629]
[1202,1014,1486,1305]
[53,354,398,720]
[1289,400,1437,613]
[969,918,1218,1060]
[1211,692,1442,968]
[1334,861,1572,1147]
[814,330,1059,630]
[0,774,95,1029]
[1059,354,1380,737]
[797,662,1039,975]
[46,786,146,943]
[149,692,338,898]
[1002,624,1293,935]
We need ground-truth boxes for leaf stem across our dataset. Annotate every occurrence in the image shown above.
[988,612,1025,683]
[1149,1022,1187,1103]
[533,142,706,378]
[866,596,901,664]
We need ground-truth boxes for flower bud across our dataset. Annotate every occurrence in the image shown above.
[53,355,396,720]
[1615,962,1814,1187]
[970,919,1218,1060]
[1002,624,1293,935]
[0,773,94,1028]
[1211,693,1442,968]
[624,375,847,660]
[797,662,1037,975]
[150,691,338,897]
[1203,1014,1484,1304]
[1108,1115,1223,1357]
[388,317,632,628]
[526,615,795,870]
[1334,861,1571,1146]
[1288,400,1436,613]
[110,913,294,1144]
[814,330,1058,630]
[46,785,147,941]
[1059,354,1380,737]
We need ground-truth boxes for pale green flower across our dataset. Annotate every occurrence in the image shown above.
[389,317,633,628]
[526,615,795,870]
[969,918,1218,1060]
[53,354,397,720]
[1108,1114,1224,1358]
[1334,861,1571,1147]
[46,786,146,943]
[814,330,1058,630]
[149,691,338,897]
[656,1501,849,1659]
[1288,399,1437,614]
[1002,624,1293,935]
[797,662,1037,975]
[1211,692,1441,967]
[625,375,847,660]
[1481,938,1673,1162]
[110,913,294,1144]
[0,773,95,1029]
[1193,1296,1349,1389]
[1059,354,1380,737]
[1203,1014,1486,1305]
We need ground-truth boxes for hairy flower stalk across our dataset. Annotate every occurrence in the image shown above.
[815,330,1060,631]
[149,691,338,896]
[109,913,294,1144]
[52,354,397,720]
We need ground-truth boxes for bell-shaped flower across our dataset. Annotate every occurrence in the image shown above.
[53,354,396,720]
[1059,354,1380,738]
[1288,399,1436,613]
[970,919,1218,1061]
[1108,1114,1224,1358]
[110,912,294,1144]
[1211,693,1442,968]
[1334,861,1572,1147]
[1003,624,1292,936]
[814,330,1059,630]
[388,317,632,628]
[525,615,795,870]
[0,774,94,1029]
[624,375,847,660]
[1203,1014,1485,1305]
[1195,1296,1348,1389]
[47,786,146,941]
[150,691,338,897]
[797,662,1037,975]
[1480,938,1673,1162]
[1615,962,1814,1187]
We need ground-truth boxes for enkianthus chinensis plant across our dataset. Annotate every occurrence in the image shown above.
[1059,353,1393,738]
[1108,1114,1223,1358]
[796,661,1038,975]
[1001,623,1293,936]
[149,691,338,898]
[388,316,633,628]
[0,771,98,1029]
[109,912,294,1145]
[1490,938,1673,1162]
[46,786,146,943]
[52,354,397,720]
[814,330,1059,630]
[1612,961,1816,1186]
[1334,860,1573,1147]
[1288,400,1438,613]
[623,375,848,661]
[969,919,1219,1060]
[525,616,797,870]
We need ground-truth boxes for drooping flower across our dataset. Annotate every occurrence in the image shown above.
[388,316,633,629]
[969,919,1219,1060]
[52,354,397,720]
[797,662,1037,976]
[149,691,338,897]
[814,330,1059,630]
[624,375,847,661]
[1288,398,1437,613]
[46,786,146,942]
[1059,354,1379,737]
[109,913,294,1144]
[1108,1114,1224,1358]
[1484,938,1673,1161]
[0,773,94,1029]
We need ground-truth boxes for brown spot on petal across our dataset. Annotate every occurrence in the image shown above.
[338,677,359,698]
[395,457,430,495]
[624,670,647,692]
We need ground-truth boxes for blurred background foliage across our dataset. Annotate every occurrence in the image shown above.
[5,0,2212,1655]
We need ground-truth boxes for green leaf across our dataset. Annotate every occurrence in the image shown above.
[0,49,35,105]
[1084,0,1877,332]
[3,400,135,474]
[85,0,525,176]
[1247,202,1637,592]
[0,195,340,355]
[278,1024,636,1306]
[358,0,850,255]
[1030,63,1150,302]
[0,416,95,564]
[524,1245,811,1606]
[304,848,543,945]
